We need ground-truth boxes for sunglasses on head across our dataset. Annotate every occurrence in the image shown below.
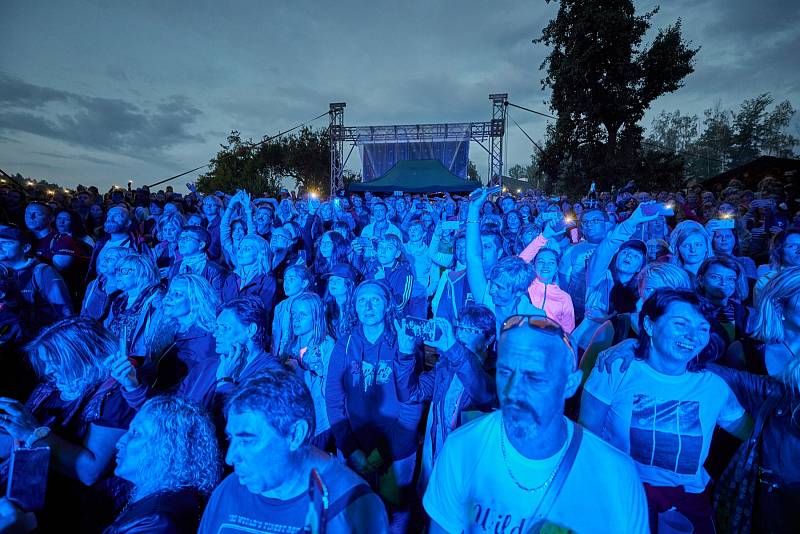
[500,314,577,367]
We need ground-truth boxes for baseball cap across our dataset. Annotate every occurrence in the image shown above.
[0,225,32,245]
[619,239,647,257]
[322,263,358,282]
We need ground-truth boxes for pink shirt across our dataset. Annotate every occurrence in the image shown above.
[519,234,576,333]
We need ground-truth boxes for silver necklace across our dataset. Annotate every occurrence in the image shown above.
[499,420,567,493]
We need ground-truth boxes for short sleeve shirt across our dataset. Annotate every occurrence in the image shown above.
[584,359,745,492]
[423,412,649,533]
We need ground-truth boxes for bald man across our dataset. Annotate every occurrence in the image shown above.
[423,315,649,533]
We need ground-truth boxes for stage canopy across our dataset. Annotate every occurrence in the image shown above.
[348,159,477,193]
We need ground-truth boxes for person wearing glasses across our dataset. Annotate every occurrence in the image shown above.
[581,289,752,533]
[557,207,612,324]
[104,252,164,358]
[394,304,497,494]
[694,256,752,356]
[424,314,648,533]
[167,226,229,299]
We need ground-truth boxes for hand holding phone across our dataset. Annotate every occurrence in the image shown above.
[404,317,440,343]
[469,186,502,201]
[707,218,735,232]
[7,447,50,512]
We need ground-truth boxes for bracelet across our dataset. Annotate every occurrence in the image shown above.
[466,220,480,225]
[216,376,234,385]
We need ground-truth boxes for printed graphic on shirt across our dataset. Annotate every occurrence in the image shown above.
[629,394,702,475]
[217,515,301,533]
[350,360,393,391]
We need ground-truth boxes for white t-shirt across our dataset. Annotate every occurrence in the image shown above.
[584,359,746,493]
[424,411,649,534]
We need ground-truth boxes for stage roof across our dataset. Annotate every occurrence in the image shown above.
[348,159,477,193]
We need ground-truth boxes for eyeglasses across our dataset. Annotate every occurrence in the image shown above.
[115,267,134,275]
[455,323,485,335]
[500,314,577,367]
[178,234,200,243]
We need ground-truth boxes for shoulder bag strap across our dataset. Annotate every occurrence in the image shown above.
[532,424,584,523]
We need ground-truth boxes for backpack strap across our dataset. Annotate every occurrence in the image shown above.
[531,424,583,524]
[325,483,372,522]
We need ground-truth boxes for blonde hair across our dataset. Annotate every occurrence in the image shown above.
[286,292,328,353]
[637,261,692,292]
[25,317,114,398]
[118,252,159,290]
[234,235,272,279]
[752,266,800,345]
[167,274,220,333]
[131,396,221,498]
[669,221,712,268]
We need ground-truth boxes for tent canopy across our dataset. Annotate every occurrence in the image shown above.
[348,159,477,193]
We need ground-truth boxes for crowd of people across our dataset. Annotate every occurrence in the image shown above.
[0,173,798,533]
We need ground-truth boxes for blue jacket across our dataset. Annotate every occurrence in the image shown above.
[326,326,423,461]
[394,342,496,461]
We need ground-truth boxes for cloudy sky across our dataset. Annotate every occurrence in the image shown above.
[1,0,798,192]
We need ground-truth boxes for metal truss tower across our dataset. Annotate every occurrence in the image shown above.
[328,93,507,191]
[329,103,346,195]
[489,93,508,187]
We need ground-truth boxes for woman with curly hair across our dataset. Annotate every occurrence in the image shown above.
[107,395,221,533]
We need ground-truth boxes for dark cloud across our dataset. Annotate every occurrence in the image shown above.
[31,151,117,166]
[0,73,203,154]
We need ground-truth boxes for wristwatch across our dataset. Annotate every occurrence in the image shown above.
[25,426,51,448]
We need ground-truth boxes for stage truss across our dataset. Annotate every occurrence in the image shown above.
[328,93,508,193]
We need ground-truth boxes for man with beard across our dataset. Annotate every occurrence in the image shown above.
[424,315,647,533]
[86,205,150,281]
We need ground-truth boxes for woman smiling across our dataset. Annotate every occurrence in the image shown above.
[580,289,752,533]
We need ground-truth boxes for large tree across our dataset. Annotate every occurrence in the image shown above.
[534,0,698,194]
[197,127,332,197]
